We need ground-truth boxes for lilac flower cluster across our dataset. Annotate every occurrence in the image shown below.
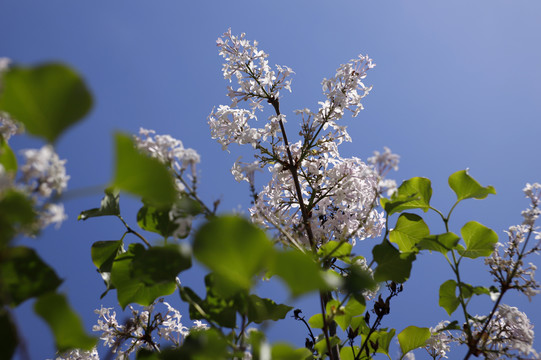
[1,113,69,230]
[209,29,394,248]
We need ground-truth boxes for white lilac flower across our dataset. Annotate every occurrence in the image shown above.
[231,157,262,185]
[93,300,192,357]
[212,30,382,249]
[467,305,538,359]
[0,114,22,141]
[208,105,261,151]
[250,148,383,247]
[425,321,452,359]
[133,128,200,175]
[368,147,400,177]
[20,145,70,198]
[216,28,293,109]
[320,54,375,119]
[192,320,209,331]
[524,183,541,207]
[0,164,13,193]
[51,347,99,360]
[40,203,68,229]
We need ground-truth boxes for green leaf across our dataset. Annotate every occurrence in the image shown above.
[417,232,460,254]
[90,240,123,299]
[34,292,96,352]
[0,137,17,172]
[245,294,292,324]
[271,343,313,360]
[459,221,498,259]
[0,246,62,306]
[130,244,191,285]
[439,279,459,316]
[113,133,177,207]
[314,336,340,356]
[389,213,430,252]
[194,216,273,296]
[78,188,120,220]
[372,240,416,283]
[382,177,432,215]
[0,63,92,143]
[448,170,496,201]
[329,297,365,331]
[141,328,229,360]
[343,264,377,303]
[397,326,430,356]
[340,346,360,360]
[318,240,352,259]
[0,310,18,359]
[91,240,123,273]
[308,313,324,329]
[0,190,37,245]
[110,243,177,308]
[137,204,179,238]
[179,276,237,328]
[365,329,395,357]
[271,249,329,296]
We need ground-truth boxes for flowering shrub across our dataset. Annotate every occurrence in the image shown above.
[0,31,539,360]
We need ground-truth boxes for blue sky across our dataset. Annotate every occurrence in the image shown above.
[2,1,541,358]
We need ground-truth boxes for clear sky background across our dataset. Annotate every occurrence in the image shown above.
[2,1,541,359]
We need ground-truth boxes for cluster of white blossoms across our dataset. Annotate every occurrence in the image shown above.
[1,113,69,230]
[467,305,538,359]
[133,128,202,238]
[87,299,208,359]
[209,29,392,248]
[424,321,452,359]
[216,28,293,110]
[134,128,200,184]
[486,183,541,301]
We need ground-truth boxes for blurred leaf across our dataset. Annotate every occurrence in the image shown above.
[459,221,498,259]
[314,336,340,357]
[0,63,92,143]
[0,190,37,246]
[343,264,376,303]
[131,244,191,284]
[271,249,329,296]
[372,240,416,283]
[34,292,96,352]
[397,326,430,356]
[271,343,313,360]
[0,310,18,359]
[113,133,177,207]
[0,138,17,172]
[382,177,432,215]
[0,246,62,306]
[179,275,237,328]
[78,188,120,220]
[439,279,459,316]
[194,216,273,296]
[110,243,177,308]
[318,240,352,259]
[448,170,496,201]
[389,213,429,252]
[245,294,292,324]
[137,328,229,360]
[308,313,324,329]
[417,232,460,254]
